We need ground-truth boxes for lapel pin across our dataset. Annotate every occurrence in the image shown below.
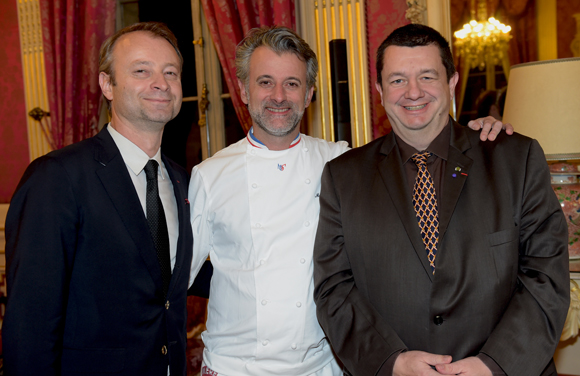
[461,172,468,176]
[185,198,190,204]
[454,167,462,171]
[452,173,457,178]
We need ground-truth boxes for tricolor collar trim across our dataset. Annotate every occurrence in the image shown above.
[247,127,301,150]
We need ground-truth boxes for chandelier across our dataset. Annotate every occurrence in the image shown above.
[454,0,512,70]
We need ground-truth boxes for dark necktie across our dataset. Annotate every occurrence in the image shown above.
[411,151,439,274]
[144,160,171,295]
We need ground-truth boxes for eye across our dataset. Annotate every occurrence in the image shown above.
[258,80,273,87]
[390,78,404,85]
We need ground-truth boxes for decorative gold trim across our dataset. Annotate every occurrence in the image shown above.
[17,0,52,160]
[322,4,335,141]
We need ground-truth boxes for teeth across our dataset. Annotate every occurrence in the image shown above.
[268,108,288,113]
[404,104,427,110]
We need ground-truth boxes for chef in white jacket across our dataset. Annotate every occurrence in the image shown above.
[188,26,512,376]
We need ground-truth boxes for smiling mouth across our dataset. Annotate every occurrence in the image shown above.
[267,107,289,113]
[404,104,427,110]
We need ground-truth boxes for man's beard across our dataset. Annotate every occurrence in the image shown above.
[248,99,305,137]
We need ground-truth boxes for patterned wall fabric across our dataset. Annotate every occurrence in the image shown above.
[365,0,408,138]
[39,0,115,149]
[0,0,29,203]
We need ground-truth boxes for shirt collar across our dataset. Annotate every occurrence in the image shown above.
[107,124,165,179]
[246,127,301,150]
[396,119,451,164]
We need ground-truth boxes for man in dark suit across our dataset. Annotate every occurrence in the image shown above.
[313,24,570,376]
[3,22,209,375]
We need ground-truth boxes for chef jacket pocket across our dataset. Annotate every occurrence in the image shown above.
[61,347,125,373]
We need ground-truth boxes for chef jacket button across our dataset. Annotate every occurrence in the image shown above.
[304,221,310,227]
[296,302,302,307]
[261,299,267,305]
[291,343,297,350]
[305,179,311,184]
[262,340,269,346]
[260,259,265,265]
[300,258,306,264]
[303,147,309,152]
[161,345,168,355]
[433,315,444,325]
[252,183,258,189]
[165,300,170,310]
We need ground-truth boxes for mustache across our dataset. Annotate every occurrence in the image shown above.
[262,101,294,108]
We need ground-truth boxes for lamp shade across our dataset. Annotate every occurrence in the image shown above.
[503,58,580,159]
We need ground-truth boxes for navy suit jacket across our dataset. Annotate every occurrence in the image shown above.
[3,126,206,375]
[314,120,570,376]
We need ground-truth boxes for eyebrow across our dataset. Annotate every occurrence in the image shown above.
[256,74,302,83]
[387,68,440,80]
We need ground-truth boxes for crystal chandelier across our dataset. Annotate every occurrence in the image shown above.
[454,0,512,70]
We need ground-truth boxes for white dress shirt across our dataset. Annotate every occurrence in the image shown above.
[107,124,179,270]
[189,130,349,376]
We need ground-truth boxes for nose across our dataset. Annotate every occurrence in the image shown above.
[405,79,424,100]
[270,83,286,103]
[151,72,169,91]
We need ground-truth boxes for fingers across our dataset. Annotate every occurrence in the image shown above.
[394,351,452,376]
[504,122,514,134]
[435,356,493,376]
[468,116,513,142]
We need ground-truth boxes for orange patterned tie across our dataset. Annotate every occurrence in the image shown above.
[411,152,439,273]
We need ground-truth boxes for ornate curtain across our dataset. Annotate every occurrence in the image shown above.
[40,0,115,150]
[201,0,295,133]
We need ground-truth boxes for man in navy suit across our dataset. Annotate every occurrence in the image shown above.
[3,22,209,375]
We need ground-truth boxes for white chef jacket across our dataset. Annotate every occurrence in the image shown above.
[189,131,349,376]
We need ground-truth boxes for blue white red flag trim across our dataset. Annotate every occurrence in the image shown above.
[247,127,301,149]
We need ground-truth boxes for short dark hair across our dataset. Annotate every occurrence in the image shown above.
[375,24,456,87]
[99,22,183,110]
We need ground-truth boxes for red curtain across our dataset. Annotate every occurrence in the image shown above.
[201,0,295,133]
[39,0,115,150]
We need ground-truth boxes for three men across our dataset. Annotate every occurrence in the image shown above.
[4,22,209,375]
[313,24,570,376]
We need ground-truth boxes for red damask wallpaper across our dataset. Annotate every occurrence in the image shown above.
[0,0,29,203]
[365,0,409,139]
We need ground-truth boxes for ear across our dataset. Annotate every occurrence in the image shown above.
[304,85,315,108]
[238,78,248,105]
[375,81,384,102]
[99,72,113,101]
[449,72,459,99]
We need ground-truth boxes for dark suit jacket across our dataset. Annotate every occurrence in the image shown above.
[3,127,207,375]
[313,120,570,376]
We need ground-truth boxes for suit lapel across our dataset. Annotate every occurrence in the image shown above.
[93,128,165,295]
[438,121,473,240]
[377,134,435,280]
[162,156,189,298]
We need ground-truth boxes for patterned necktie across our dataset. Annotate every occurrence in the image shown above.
[144,160,172,295]
[411,151,439,274]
